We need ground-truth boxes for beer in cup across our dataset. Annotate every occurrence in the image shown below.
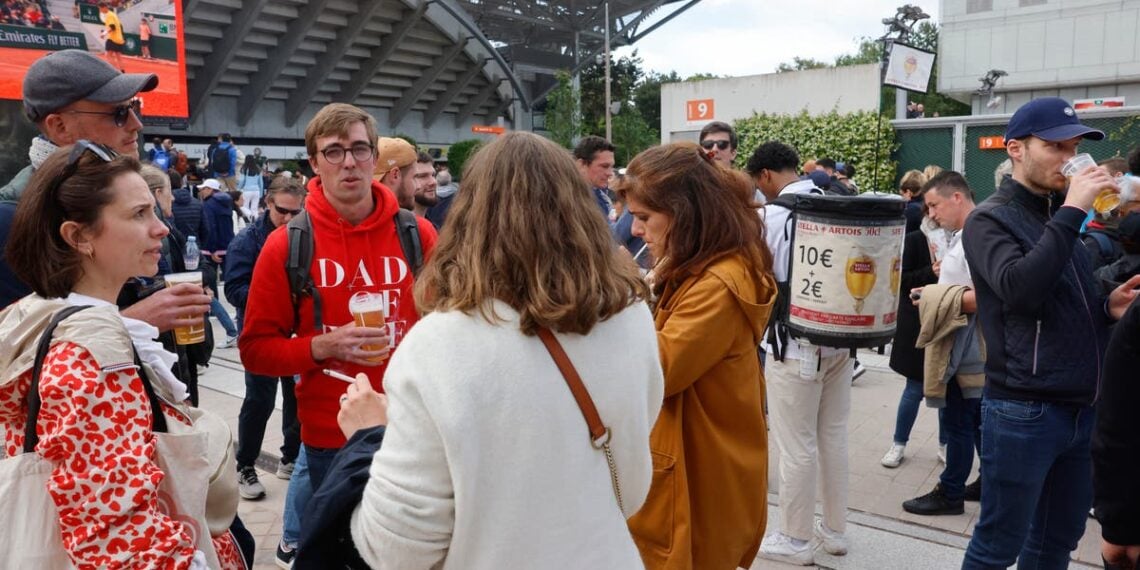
[165,272,206,345]
[1061,153,1120,215]
[348,291,389,362]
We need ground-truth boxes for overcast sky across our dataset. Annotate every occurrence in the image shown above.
[614,0,942,78]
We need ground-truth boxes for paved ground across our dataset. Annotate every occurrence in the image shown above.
[201,316,1105,570]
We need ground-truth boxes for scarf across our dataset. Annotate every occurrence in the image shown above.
[28,136,58,170]
[65,293,190,402]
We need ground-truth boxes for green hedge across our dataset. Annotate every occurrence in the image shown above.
[734,110,897,193]
[447,139,483,182]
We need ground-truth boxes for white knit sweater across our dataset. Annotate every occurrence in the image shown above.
[351,300,663,569]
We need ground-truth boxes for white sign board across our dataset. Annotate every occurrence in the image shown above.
[883,42,935,94]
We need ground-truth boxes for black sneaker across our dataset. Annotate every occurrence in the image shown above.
[275,540,296,569]
[903,484,964,515]
[964,478,982,502]
[237,466,266,500]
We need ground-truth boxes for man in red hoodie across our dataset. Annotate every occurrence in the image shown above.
[239,103,438,491]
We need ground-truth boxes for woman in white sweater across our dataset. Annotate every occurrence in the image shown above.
[345,131,664,569]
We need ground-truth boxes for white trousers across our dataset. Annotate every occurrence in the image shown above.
[767,352,852,540]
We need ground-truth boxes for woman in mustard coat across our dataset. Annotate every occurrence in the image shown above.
[618,142,777,569]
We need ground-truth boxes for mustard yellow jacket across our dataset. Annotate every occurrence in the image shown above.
[628,253,776,570]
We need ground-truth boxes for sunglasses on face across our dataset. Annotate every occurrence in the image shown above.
[318,143,375,165]
[700,139,731,151]
[64,99,142,128]
[271,203,302,217]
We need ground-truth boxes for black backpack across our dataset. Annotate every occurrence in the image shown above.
[285,208,423,333]
[211,145,232,175]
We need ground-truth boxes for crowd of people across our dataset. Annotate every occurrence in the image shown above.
[0,48,1139,570]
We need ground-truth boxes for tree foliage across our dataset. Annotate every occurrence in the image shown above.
[734,109,898,192]
[777,57,829,73]
[447,139,483,181]
[544,70,581,149]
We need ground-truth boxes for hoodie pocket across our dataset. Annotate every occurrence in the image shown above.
[1032,320,1041,376]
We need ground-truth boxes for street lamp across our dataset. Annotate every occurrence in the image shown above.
[604,1,612,141]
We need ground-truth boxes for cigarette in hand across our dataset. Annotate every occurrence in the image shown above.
[323,369,356,383]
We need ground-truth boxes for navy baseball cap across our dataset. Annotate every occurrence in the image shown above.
[1004,97,1105,143]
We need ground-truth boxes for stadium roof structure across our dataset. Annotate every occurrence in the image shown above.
[182,0,699,129]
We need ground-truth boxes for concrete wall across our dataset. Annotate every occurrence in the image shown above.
[659,64,880,143]
[940,0,1140,102]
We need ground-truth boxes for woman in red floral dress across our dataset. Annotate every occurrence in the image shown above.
[0,143,251,569]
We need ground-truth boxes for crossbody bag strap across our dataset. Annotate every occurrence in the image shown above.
[535,327,624,513]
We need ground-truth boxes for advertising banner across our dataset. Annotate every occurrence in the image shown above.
[883,42,935,94]
[787,213,906,340]
[0,0,188,118]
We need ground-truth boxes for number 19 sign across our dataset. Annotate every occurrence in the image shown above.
[686,99,715,123]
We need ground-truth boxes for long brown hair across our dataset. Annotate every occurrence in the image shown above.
[617,142,773,293]
[7,146,142,298]
[414,131,648,335]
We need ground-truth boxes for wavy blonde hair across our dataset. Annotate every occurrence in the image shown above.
[414,131,648,334]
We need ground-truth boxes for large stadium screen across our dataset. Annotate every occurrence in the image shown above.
[0,0,188,119]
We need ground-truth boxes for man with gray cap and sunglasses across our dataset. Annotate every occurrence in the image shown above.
[0,49,211,335]
[960,97,1140,568]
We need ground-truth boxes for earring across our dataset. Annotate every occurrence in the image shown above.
[81,246,94,260]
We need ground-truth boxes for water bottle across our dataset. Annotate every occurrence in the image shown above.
[184,236,200,271]
[798,338,820,380]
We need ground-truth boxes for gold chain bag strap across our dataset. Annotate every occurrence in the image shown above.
[536,327,624,512]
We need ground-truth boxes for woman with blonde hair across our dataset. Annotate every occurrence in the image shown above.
[344,131,664,569]
[618,142,776,569]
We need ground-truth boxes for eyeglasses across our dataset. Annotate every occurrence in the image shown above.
[63,99,141,128]
[271,203,302,217]
[318,144,375,165]
[50,140,117,199]
[700,139,731,151]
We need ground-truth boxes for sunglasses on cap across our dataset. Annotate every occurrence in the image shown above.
[271,203,302,217]
[700,139,731,151]
[51,140,117,198]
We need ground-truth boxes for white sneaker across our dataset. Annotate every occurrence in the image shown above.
[937,444,947,465]
[881,443,906,468]
[759,532,814,566]
[814,519,848,555]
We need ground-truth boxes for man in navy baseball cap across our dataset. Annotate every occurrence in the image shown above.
[1003,96,1105,143]
[960,97,1140,568]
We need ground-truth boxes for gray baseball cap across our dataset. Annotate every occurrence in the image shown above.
[23,50,159,122]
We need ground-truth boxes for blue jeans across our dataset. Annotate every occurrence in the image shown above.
[236,374,299,468]
[282,447,312,547]
[893,377,948,446]
[303,444,341,493]
[210,298,238,338]
[938,379,981,500]
[962,398,1094,569]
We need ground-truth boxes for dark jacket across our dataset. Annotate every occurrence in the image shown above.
[297,425,385,570]
[201,191,235,254]
[1092,299,1140,545]
[612,210,649,269]
[1095,253,1140,293]
[962,176,1111,406]
[171,187,210,246]
[0,200,31,308]
[1080,225,1122,275]
[889,230,938,380]
[904,198,924,234]
[224,213,277,323]
[424,192,455,230]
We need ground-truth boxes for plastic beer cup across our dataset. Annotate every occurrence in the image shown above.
[165,272,206,345]
[1062,153,1120,215]
[348,291,389,362]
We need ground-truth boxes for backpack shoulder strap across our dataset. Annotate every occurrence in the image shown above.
[394,208,424,278]
[1086,230,1115,261]
[286,210,322,332]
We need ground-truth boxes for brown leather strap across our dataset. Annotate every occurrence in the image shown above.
[536,327,607,442]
